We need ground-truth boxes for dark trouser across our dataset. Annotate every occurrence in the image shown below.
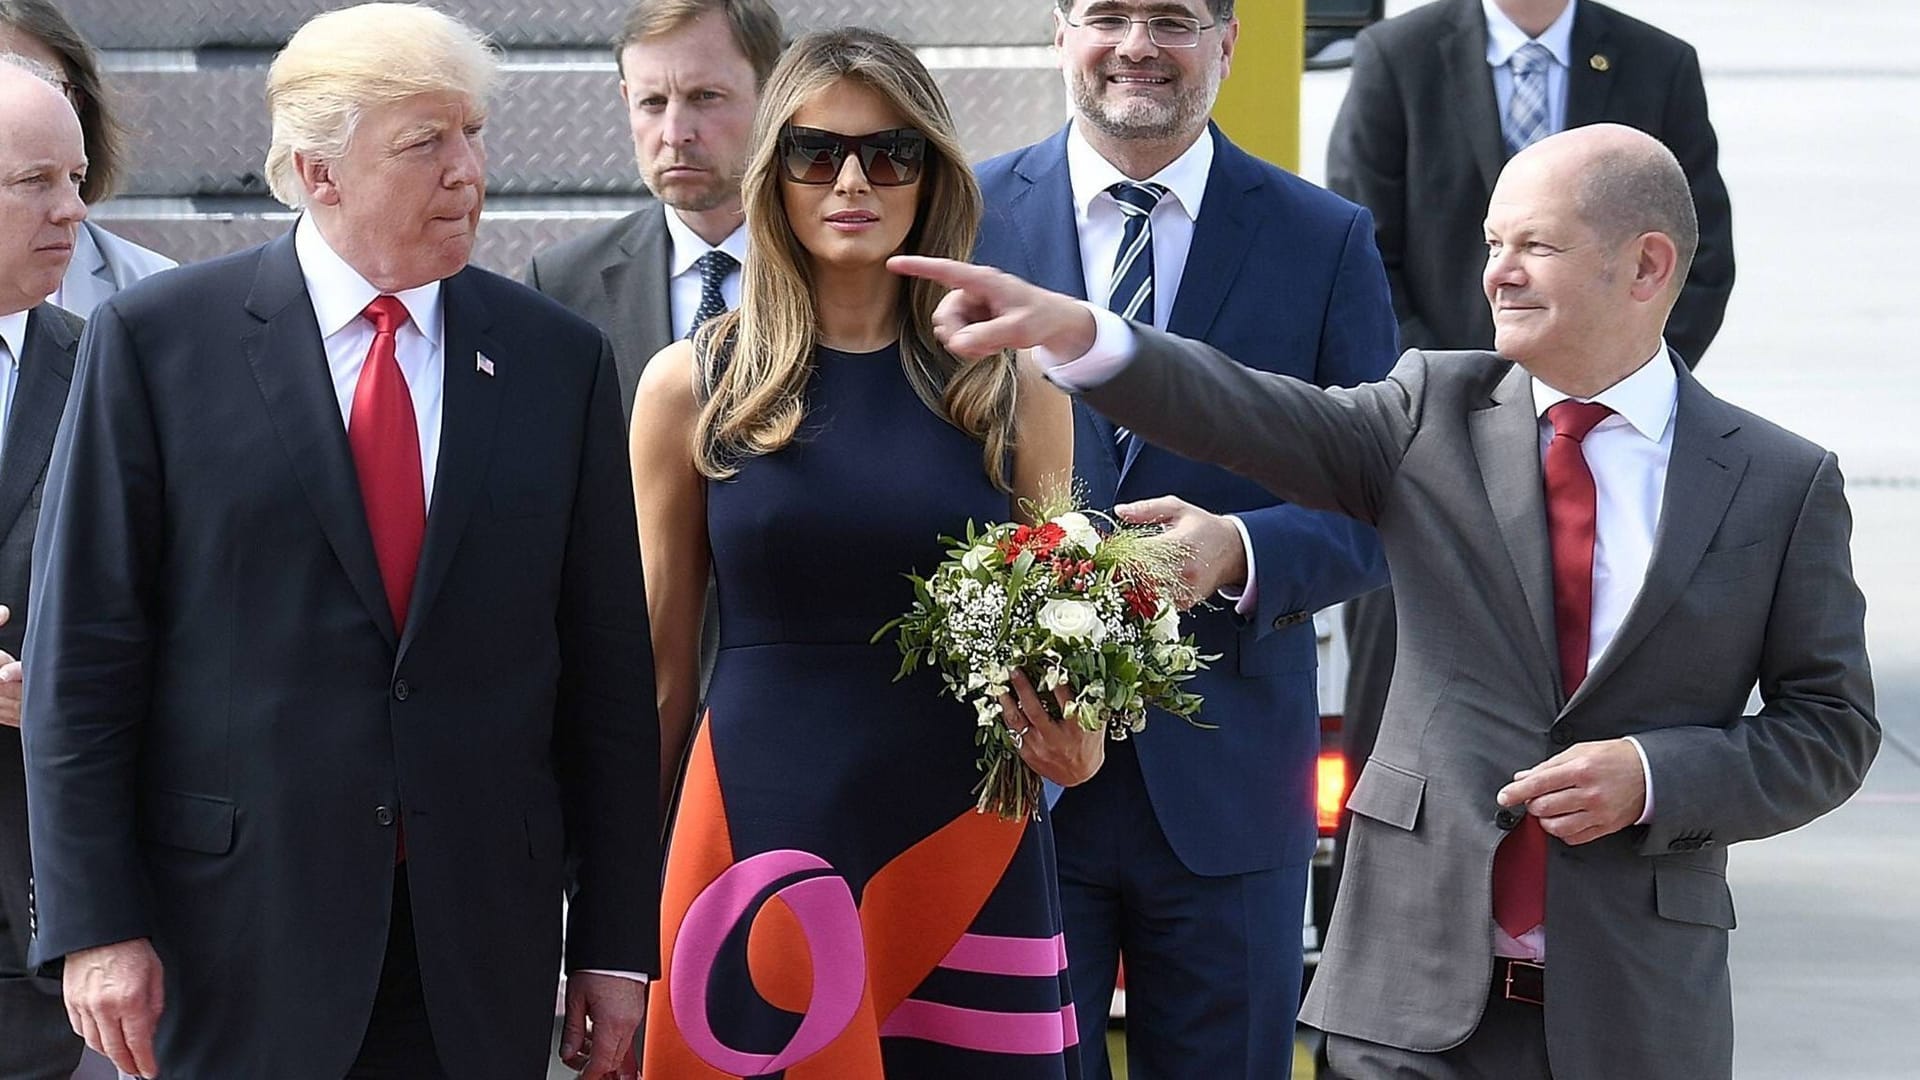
[1,748,86,1080]
[1053,737,1305,1080]
[346,867,450,1080]
[1323,975,1553,1080]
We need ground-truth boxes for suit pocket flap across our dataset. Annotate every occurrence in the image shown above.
[1654,861,1736,929]
[145,791,235,855]
[1346,759,1425,831]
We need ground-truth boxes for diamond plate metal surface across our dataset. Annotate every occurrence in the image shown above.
[114,65,1064,197]
[63,0,1053,50]
[98,210,634,278]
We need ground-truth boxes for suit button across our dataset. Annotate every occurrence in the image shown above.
[1549,724,1573,747]
[1495,807,1524,831]
[375,805,396,827]
[392,679,410,701]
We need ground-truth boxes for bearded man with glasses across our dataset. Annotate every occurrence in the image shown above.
[972,1,1399,1076]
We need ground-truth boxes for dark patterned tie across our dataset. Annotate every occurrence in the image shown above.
[1505,42,1555,155]
[689,249,737,337]
[1106,181,1168,451]
[1492,399,1613,939]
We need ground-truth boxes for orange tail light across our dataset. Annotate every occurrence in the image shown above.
[1316,749,1348,834]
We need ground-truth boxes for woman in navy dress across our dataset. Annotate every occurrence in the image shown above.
[630,28,1103,1080]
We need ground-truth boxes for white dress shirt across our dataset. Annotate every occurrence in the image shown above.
[1065,121,1211,331]
[294,216,446,508]
[1484,0,1578,139]
[663,210,747,340]
[0,310,27,466]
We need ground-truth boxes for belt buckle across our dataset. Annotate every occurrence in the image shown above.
[1503,959,1545,1005]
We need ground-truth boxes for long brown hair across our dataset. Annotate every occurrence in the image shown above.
[692,27,1020,490]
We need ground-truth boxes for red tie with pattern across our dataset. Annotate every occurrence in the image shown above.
[1492,399,1613,939]
[349,296,426,633]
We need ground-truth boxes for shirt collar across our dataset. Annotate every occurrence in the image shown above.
[1532,345,1678,442]
[664,210,749,279]
[0,309,27,368]
[293,215,444,347]
[1066,120,1214,224]
[1484,0,1577,68]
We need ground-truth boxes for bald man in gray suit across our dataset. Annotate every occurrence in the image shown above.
[891,124,1878,1080]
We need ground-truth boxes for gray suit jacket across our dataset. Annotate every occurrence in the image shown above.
[1082,328,1878,1080]
[0,304,85,1076]
[54,221,177,320]
[525,201,720,712]
[525,203,672,420]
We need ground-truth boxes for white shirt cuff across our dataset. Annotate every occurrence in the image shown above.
[1624,735,1655,825]
[575,969,650,984]
[1034,303,1138,391]
[1214,514,1258,616]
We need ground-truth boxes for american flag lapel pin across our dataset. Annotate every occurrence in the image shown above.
[476,352,495,377]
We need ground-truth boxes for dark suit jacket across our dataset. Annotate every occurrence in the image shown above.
[1083,331,1877,1079]
[22,233,660,1079]
[1328,0,1735,367]
[0,304,85,1077]
[976,125,1396,875]
[527,202,723,711]
[526,201,672,419]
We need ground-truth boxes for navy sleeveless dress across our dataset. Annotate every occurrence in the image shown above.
[643,345,1082,1079]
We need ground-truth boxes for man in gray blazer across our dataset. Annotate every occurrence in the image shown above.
[0,56,89,1080]
[525,0,782,418]
[893,123,1878,1080]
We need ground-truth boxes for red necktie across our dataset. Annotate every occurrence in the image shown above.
[349,296,425,633]
[1493,399,1613,939]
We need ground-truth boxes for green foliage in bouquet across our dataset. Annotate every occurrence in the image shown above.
[874,484,1214,820]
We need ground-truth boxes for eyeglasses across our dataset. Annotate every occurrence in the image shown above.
[778,125,928,187]
[1063,12,1216,48]
[56,79,83,107]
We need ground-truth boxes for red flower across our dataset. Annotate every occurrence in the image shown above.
[1123,583,1159,621]
[1003,521,1067,560]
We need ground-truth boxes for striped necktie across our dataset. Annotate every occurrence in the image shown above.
[1106,180,1168,451]
[1504,42,1555,155]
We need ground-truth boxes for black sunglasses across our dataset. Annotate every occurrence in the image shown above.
[778,125,928,187]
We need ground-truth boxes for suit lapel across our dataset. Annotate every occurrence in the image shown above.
[1467,364,1561,701]
[603,205,673,399]
[1567,366,1747,710]
[399,270,503,659]
[1443,0,1509,192]
[1564,3,1617,130]
[0,307,78,538]
[241,232,398,645]
[1009,129,1124,495]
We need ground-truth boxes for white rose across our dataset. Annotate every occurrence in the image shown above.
[960,544,997,572]
[1051,512,1101,555]
[1038,598,1107,644]
[1150,604,1182,643]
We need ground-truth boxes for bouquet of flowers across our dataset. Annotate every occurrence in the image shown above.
[876,487,1212,820]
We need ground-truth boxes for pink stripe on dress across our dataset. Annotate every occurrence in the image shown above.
[881,1000,1080,1054]
[938,932,1069,977]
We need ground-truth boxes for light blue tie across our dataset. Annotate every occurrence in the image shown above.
[1106,181,1168,450]
[1505,42,1554,155]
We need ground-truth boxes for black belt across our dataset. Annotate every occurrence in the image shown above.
[1495,957,1544,1006]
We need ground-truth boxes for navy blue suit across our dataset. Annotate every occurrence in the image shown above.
[976,125,1396,1078]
